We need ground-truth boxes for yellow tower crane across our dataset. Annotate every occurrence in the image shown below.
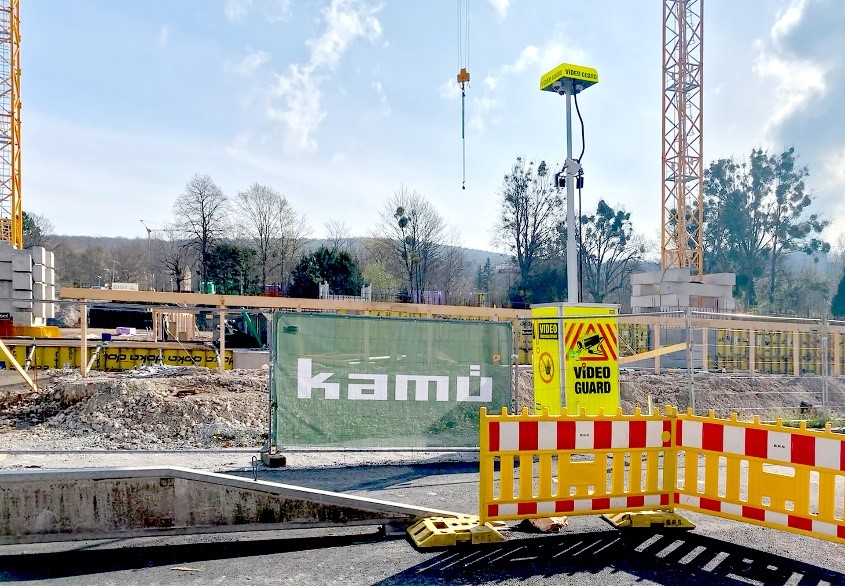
[0,0,21,249]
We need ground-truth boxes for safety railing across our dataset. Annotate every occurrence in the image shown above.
[479,406,676,524]
[479,406,845,545]
[676,410,845,542]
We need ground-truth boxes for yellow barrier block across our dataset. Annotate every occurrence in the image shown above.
[407,515,505,548]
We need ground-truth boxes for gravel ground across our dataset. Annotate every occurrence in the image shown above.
[3,366,845,459]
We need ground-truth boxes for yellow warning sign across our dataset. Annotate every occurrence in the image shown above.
[532,306,561,414]
[563,305,619,415]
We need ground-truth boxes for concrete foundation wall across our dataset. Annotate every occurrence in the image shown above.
[0,466,455,544]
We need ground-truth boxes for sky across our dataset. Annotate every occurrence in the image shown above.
[20,0,845,255]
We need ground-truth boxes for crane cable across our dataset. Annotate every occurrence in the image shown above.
[457,0,470,190]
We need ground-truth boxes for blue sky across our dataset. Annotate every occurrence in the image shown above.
[21,0,845,254]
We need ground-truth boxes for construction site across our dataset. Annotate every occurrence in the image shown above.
[3,1,845,584]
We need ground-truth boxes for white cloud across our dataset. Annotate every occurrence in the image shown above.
[822,147,845,248]
[372,80,390,116]
[226,49,269,76]
[770,0,808,43]
[266,0,383,153]
[225,0,252,22]
[487,0,510,21]
[465,39,582,131]
[267,65,327,153]
[306,0,382,71]
[439,77,461,100]
[753,1,827,135]
[225,0,291,23]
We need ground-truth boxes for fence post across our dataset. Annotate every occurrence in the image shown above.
[686,307,695,413]
[822,315,829,416]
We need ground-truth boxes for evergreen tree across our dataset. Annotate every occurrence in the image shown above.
[832,267,845,318]
[289,246,364,299]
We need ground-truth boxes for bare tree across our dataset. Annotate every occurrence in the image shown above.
[434,227,470,303]
[494,157,562,286]
[22,212,55,249]
[237,183,308,290]
[324,219,352,254]
[373,187,446,303]
[156,225,194,292]
[110,240,146,283]
[173,174,228,289]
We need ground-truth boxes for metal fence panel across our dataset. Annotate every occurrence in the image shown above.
[271,313,513,448]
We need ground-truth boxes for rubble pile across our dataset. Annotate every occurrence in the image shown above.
[2,365,844,453]
[1,367,269,449]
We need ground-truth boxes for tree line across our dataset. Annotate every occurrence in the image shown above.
[22,146,845,316]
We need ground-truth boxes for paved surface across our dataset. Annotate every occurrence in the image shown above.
[2,461,845,585]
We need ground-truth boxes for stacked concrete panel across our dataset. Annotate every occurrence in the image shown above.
[30,246,56,324]
[630,268,736,312]
[0,243,56,326]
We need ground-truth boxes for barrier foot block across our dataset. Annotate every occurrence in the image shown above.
[601,510,695,530]
[407,515,506,548]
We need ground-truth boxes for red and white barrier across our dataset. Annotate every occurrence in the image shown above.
[488,419,672,452]
[676,494,845,539]
[678,419,845,471]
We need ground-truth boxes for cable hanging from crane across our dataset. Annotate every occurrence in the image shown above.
[456,0,470,190]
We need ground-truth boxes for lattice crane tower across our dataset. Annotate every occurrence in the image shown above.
[661,0,703,280]
[0,0,20,249]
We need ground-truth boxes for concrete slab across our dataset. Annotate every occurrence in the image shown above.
[0,466,462,545]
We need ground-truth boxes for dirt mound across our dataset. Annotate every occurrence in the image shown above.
[3,365,845,452]
[1,367,268,449]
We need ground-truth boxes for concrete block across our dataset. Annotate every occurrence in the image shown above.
[32,301,52,318]
[12,310,32,326]
[12,271,31,291]
[29,246,47,266]
[31,264,47,284]
[630,294,661,308]
[663,281,732,298]
[0,281,11,299]
[0,242,13,262]
[11,251,31,272]
[45,284,55,300]
[662,267,692,282]
[0,300,11,315]
[13,288,32,300]
[702,272,736,286]
[232,350,270,370]
[659,293,690,307]
[717,297,737,311]
[630,271,662,286]
[47,251,54,269]
[0,261,11,280]
[45,267,55,286]
[32,282,47,300]
[12,297,32,310]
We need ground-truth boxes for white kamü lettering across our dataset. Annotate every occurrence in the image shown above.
[456,365,493,402]
[348,374,388,400]
[395,375,450,402]
[297,358,340,399]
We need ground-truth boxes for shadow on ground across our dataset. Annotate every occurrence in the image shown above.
[231,461,481,492]
[1,529,841,584]
[0,530,386,581]
[377,529,844,586]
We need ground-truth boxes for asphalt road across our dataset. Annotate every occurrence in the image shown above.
[2,461,845,585]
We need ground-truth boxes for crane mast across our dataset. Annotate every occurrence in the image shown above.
[0,0,20,250]
[661,0,703,280]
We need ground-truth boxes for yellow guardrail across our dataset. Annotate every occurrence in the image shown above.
[479,406,676,524]
[479,406,845,545]
[676,410,845,542]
